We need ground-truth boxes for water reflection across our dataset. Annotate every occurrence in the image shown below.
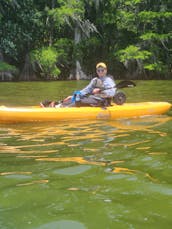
[0,115,172,229]
[16,179,49,187]
[0,115,171,184]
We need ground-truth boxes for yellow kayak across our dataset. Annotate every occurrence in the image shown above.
[0,102,171,123]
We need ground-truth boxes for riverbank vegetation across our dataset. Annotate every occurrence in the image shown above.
[0,0,172,80]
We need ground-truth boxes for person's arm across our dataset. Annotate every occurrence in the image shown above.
[80,78,97,96]
[63,78,97,101]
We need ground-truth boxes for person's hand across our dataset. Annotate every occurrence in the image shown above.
[63,95,72,102]
[92,88,101,94]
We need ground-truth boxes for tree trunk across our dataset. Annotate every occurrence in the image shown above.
[74,26,87,80]
[19,54,37,81]
[75,60,87,80]
[0,50,4,61]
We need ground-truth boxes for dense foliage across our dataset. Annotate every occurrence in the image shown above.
[0,0,172,80]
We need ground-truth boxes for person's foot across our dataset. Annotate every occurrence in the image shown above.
[55,103,62,108]
[40,102,44,107]
[40,100,51,107]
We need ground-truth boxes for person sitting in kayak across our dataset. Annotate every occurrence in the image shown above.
[61,62,116,107]
[40,62,116,107]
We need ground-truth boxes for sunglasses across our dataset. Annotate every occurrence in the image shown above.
[96,68,105,73]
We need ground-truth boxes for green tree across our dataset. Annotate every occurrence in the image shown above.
[0,0,172,80]
[114,0,172,78]
[50,0,98,79]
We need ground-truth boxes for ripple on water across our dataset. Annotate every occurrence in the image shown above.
[53,165,92,175]
[36,220,86,229]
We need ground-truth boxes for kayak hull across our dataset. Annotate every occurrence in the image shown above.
[0,102,171,123]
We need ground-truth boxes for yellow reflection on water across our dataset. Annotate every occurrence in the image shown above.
[83,148,99,152]
[136,147,151,150]
[0,145,22,153]
[0,171,32,176]
[36,156,106,166]
[148,152,168,155]
[1,116,171,143]
[112,166,158,182]
[110,160,125,165]
[17,155,47,158]
[112,167,137,174]
[0,146,57,155]
[145,173,158,182]
[16,179,49,187]
[0,116,171,183]
[108,116,172,135]
[36,156,124,167]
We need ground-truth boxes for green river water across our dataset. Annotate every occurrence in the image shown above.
[0,80,172,229]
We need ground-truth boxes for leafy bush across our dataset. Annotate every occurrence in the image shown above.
[32,47,61,78]
[0,61,17,72]
[117,45,152,62]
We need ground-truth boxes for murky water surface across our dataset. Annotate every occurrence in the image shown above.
[0,81,172,228]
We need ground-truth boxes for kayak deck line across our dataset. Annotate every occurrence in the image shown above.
[0,102,171,123]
